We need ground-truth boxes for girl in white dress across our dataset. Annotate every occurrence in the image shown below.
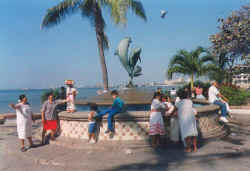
[162,95,179,143]
[9,94,34,152]
[176,90,198,152]
[66,84,78,113]
[149,92,165,148]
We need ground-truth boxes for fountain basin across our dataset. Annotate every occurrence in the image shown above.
[58,99,226,141]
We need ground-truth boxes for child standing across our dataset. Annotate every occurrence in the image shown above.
[65,80,78,113]
[97,90,124,134]
[88,103,98,143]
[162,95,179,143]
[149,92,165,148]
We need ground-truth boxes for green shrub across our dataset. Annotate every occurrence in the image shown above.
[220,85,250,105]
[41,89,60,103]
[177,81,250,106]
[177,80,210,98]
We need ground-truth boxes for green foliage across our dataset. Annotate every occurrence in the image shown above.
[220,85,250,105]
[177,80,210,98]
[177,81,250,106]
[210,5,250,60]
[41,89,60,103]
[167,47,214,89]
[41,0,147,90]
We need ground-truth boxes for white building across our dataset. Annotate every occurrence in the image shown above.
[232,64,250,88]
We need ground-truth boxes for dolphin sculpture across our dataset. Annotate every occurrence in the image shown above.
[115,37,142,87]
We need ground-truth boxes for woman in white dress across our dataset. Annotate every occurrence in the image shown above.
[176,90,198,152]
[66,84,78,113]
[9,94,34,152]
[149,92,165,148]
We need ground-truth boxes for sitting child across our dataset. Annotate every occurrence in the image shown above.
[88,103,99,143]
[97,90,124,134]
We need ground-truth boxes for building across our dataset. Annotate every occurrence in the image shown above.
[232,64,250,88]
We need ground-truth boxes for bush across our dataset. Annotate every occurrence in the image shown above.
[177,81,250,106]
[177,80,210,98]
[220,85,250,106]
[41,89,61,103]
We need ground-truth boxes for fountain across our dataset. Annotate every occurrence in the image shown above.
[58,88,226,141]
[57,38,226,141]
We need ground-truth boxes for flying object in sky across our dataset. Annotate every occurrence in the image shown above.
[160,10,168,18]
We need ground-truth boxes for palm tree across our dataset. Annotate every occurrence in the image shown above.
[41,0,146,91]
[207,52,228,84]
[167,47,214,90]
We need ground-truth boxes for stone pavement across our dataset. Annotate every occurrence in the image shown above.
[1,114,250,171]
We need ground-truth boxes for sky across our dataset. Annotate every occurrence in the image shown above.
[0,0,249,89]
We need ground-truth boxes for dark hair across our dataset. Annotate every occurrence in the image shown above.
[177,89,190,99]
[19,94,26,101]
[89,103,98,111]
[60,86,65,90]
[111,90,119,96]
[152,92,162,101]
[47,91,54,97]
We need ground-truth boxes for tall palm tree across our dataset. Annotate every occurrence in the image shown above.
[41,0,146,91]
[167,47,214,90]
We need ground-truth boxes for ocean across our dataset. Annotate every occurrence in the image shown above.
[0,88,99,113]
[0,86,179,114]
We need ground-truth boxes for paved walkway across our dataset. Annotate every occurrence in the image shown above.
[1,114,250,171]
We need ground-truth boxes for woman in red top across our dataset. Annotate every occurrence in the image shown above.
[195,85,205,99]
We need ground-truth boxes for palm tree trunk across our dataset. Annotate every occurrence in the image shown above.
[190,73,194,91]
[96,32,109,91]
[94,2,109,91]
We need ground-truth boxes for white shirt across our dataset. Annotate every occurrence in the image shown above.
[208,85,219,103]
[170,90,176,96]
[165,102,175,114]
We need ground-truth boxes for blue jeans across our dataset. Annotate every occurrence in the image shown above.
[97,108,121,131]
[214,100,228,117]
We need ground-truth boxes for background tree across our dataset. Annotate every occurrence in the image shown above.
[41,0,146,91]
[207,52,228,84]
[167,47,214,90]
[210,4,250,61]
[210,4,250,82]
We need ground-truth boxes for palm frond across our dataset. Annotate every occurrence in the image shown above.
[169,54,185,67]
[100,0,146,25]
[167,66,189,79]
[191,46,206,60]
[129,0,147,21]
[199,54,215,63]
[41,0,82,29]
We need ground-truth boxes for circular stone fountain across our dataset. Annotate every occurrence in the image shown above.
[58,88,226,141]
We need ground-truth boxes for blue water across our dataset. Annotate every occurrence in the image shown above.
[0,86,180,113]
[0,88,99,113]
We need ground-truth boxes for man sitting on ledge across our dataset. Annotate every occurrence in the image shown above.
[208,81,230,123]
[97,90,124,134]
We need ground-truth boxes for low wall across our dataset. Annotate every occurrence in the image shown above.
[59,101,226,141]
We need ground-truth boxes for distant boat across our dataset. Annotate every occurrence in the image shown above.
[20,88,29,91]
[96,89,108,95]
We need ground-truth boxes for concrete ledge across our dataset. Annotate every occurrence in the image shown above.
[0,113,41,120]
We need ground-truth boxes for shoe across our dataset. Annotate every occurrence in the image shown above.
[20,147,27,152]
[228,113,233,119]
[104,130,110,134]
[220,116,229,123]
[28,144,35,149]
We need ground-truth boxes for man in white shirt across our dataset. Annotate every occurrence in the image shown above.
[208,81,229,123]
